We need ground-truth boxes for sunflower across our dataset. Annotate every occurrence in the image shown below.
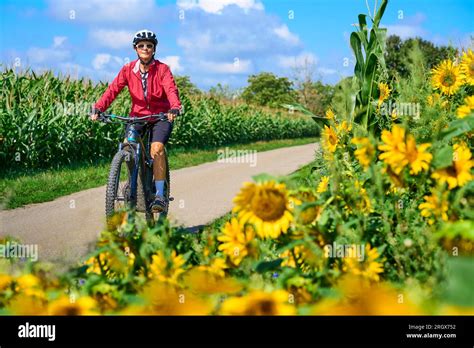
[312,276,420,315]
[322,125,338,154]
[336,120,352,134]
[220,290,296,315]
[140,280,212,315]
[351,137,375,169]
[378,125,407,174]
[232,181,293,239]
[149,250,186,285]
[342,244,384,282]
[354,180,373,214]
[280,244,323,272]
[460,49,474,85]
[325,108,335,120]
[431,59,464,95]
[404,135,432,175]
[378,126,432,175]
[419,191,449,225]
[456,95,474,118]
[431,143,474,189]
[0,274,12,291]
[391,108,399,120]
[317,176,330,193]
[280,245,308,269]
[292,189,321,224]
[183,268,243,295]
[48,296,97,315]
[378,82,391,107]
[14,274,44,298]
[7,293,47,315]
[197,258,228,278]
[84,250,135,277]
[427,93,449,108]
[217,218,254,265]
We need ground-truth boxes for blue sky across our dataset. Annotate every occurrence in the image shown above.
[1,0,473,90]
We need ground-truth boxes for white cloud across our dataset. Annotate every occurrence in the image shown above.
[384,13,427,40]
[384,25,426,40]
[177,0,263,14]
[47,0,162,23]
[53,36,67,48]
[277,52,318,69]
[274,25,300,46]
[176,10,302,62]
[59,62,117,82]
[92,53,124,70]
[27,47,70,64]
[90,29,133,49]
[177,32,212,52]
[200,59,252,74]
[26,37,71,64]
[160,56,183,73]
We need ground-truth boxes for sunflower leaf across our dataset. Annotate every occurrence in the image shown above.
[251,173,277,183]
[275,239,306,254]
[439,114,474,141]
[432,145,454,169]
[255,258,283,273]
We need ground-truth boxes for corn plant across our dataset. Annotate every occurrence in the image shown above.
[350,0,388,132]
[0,68,318,171]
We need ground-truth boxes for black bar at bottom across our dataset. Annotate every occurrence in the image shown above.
[0,315,472,346]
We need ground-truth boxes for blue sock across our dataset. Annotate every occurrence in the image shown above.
[155,180,165,197]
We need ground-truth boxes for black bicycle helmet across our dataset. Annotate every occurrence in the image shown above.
[132,29,158,47]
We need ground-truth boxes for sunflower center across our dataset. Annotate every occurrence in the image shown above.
[441,72,456,86]
[258,299,276,315]
[65,306,81,316]
[405,147,418,163]
[251,189,287,221]
[446,165,458,177]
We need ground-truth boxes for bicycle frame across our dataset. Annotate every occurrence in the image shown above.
[119,123,154,208]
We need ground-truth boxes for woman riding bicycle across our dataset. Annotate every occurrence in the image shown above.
[91,29,181,213]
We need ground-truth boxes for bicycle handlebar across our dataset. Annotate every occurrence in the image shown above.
[98,112,168,124]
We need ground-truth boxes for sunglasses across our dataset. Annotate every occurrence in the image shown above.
[137,43,154,49]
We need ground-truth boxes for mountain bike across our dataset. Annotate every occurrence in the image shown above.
[97,112,172,226]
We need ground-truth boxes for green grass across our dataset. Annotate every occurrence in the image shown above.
[0,137,318,209]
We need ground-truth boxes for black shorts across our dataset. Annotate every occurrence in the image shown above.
[126,120,173,144]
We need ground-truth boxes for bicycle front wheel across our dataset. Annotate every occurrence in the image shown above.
[105,149,134,224]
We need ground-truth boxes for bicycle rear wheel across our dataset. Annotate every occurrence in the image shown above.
[106,149,134,226]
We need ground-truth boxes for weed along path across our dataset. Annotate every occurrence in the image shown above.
[0,143,318,265]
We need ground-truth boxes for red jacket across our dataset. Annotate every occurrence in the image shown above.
[94,59,181,116]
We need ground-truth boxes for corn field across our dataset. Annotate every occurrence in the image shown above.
[0,69,318,171]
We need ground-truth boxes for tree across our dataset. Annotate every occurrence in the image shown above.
[209,83,241,101]
[290,56,334,117]
[241,72,297,108]
[174,75,201,97]
[385,35,458,79]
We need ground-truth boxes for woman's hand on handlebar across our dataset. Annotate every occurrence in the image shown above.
[90,108,102,121]
[167,109,180,122]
